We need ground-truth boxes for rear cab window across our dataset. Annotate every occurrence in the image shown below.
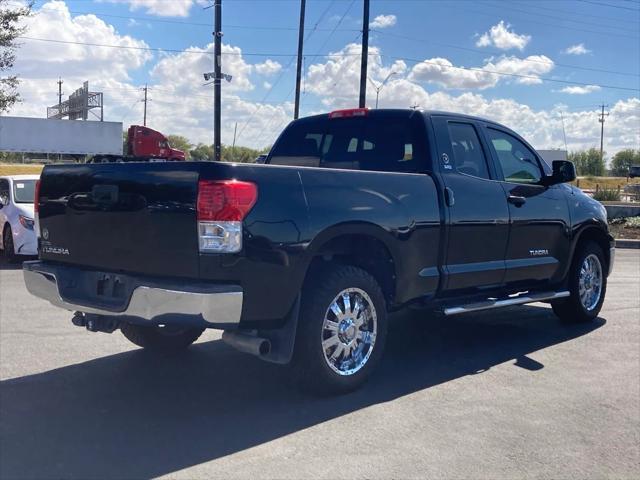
[13,179,37,204]
[447,122,491,180]
[268,111,428,173]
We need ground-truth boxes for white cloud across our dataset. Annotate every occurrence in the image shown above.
[7,4,638,157]
[409,58,497,90]
[563,43,591,55]
[407,54,553,89]
[16,1,152,80]
[100,0,195,17]
[485,55,554,85]
[476,21,531,51]
[303,45,638,156]
[305,43,407,101]
[560,85,601,95]
[150,43,256,94]
[255,59,282,76]
[370,14,397,29]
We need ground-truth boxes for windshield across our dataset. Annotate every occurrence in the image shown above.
[13,179,37,204]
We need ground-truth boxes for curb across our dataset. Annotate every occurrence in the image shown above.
[615,239,640,249]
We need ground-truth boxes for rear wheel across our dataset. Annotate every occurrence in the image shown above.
[2,226,16,263]
[293,265,388,395]
[552,241,606,323]
[120,323,204,354]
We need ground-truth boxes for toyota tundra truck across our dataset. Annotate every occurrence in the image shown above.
[23,109,614,394]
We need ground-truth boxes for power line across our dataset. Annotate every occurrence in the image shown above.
[36,8,359,32]
[16,36,640,92]
[234,0,337,142]
[481,0,639,33]
[436,1,640,39]
[508,0,640,25]
[373,29,640,78]
[577,0,640,11]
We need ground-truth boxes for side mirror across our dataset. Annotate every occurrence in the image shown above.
[545,160,576,185]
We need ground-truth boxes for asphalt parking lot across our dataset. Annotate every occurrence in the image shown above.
[1,251,638,480]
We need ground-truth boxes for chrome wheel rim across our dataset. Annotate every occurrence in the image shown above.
[579,253,603,312]
[321,287,377,376]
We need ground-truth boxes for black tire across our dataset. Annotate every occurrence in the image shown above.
[552,241,607,323]
[2,225,16,263]
[120,323,204,354]
[293,264,388,395]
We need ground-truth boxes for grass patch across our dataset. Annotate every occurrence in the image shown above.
[573,176,638,190]
[0,164,44,176]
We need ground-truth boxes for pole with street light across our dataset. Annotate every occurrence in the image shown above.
[368,72,397,109]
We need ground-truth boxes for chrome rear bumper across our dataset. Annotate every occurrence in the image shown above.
[23,261,243,327]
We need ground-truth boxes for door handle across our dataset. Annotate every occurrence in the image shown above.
[445,187,455,207]
[507,195,526,207]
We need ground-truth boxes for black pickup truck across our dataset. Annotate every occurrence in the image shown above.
[24,109,614,393]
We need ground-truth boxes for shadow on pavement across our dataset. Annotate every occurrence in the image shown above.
[0,256,35,271]
[0,305,604,479]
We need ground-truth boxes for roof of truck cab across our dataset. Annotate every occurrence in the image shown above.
[301,109,502,127]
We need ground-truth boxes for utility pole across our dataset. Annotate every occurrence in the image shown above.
[559,111,568,152]
[294,0,306,119]
[214,0,222,162]
[232,121,238,149]
[142,84,148,126]
[57,78,63,114]
[358,0,370,108]
[598,103,609,166]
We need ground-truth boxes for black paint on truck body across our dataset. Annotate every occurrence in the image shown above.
[36,110,612,327]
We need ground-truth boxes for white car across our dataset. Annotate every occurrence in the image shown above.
[0,175,39,260]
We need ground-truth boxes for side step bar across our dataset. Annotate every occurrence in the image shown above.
[443,291,570,316]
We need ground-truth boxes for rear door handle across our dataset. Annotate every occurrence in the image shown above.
[507,195,526,207]
[444,187,455,207]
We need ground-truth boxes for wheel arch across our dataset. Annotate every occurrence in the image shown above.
[570,225,613,276]
[303,223,400,308]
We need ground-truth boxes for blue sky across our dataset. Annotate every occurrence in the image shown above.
[8,0,640,154]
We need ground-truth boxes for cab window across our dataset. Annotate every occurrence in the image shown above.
[447,122,490,179]
[269,115,423,173]
[486,128,542,184]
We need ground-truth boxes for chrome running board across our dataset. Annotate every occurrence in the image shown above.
[443,290,570,316]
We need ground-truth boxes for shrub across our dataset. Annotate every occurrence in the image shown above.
[626,216,640,228]
[593,187,620,202]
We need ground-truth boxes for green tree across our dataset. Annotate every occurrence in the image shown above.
[190,143,214,161]
[222,145,264,163]
[568,148,605,176]
[0,1,32,113]
[610,149,639,177]
[166,135,192,160]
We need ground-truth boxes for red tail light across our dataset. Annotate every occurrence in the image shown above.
[34,180,41,213]
[197,180,257,221]
[328,108,368,119]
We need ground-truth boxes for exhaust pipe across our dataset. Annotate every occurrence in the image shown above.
[222,331,271,357]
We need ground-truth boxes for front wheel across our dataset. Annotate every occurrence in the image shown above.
[120,323,204,354]
[2,226,16,263]
[293,265,388,395]
[552,241,607,323]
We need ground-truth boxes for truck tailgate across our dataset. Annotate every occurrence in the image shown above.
[38,163,200,278]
